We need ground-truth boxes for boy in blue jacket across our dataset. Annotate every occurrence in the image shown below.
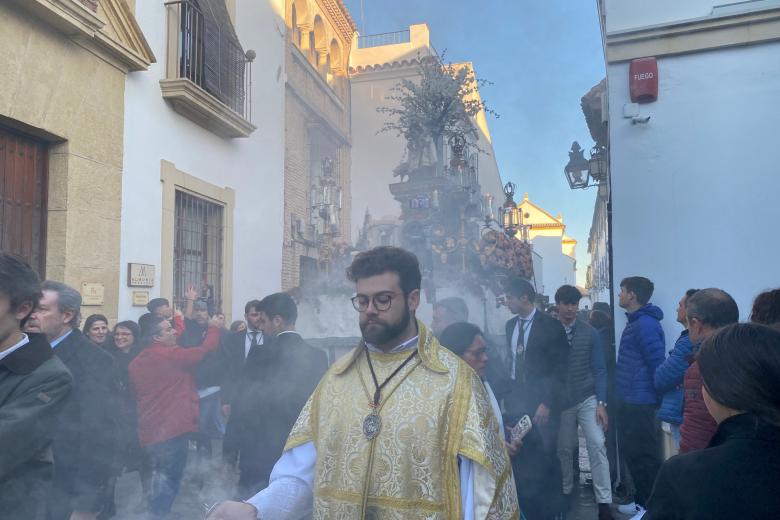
[615,276,665,518]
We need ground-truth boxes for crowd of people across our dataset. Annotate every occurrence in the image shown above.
[2,248,780,520]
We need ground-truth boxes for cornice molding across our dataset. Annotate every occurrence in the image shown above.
[318,0,357,45]
[97,0,156,67]
[160,78,256,139]
[606,7,780,63]
[349,58,423,75]
[7,0,155,72]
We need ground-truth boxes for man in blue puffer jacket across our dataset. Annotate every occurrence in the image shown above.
[615,276,666,519]
[654,289,698,450]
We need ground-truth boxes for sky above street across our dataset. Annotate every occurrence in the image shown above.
[343,0,605,286]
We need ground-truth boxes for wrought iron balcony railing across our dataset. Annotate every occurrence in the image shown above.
[358,29,411,49]
[165,0,253,121]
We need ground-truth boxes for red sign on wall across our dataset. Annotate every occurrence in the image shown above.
[630,57,658,103]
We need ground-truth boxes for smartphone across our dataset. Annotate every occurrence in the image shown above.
[510,414,532,443]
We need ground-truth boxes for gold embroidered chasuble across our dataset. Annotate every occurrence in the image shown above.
[285,321,519,519]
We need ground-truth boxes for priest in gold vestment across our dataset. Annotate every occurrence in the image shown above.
[208,247,519,520]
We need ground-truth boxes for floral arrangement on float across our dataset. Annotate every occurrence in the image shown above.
[478,229,534,280]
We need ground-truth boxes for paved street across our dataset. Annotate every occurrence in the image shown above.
[112,435,634,520]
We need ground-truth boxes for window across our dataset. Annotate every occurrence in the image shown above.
[173,190,224,313]
[162,0,256,137]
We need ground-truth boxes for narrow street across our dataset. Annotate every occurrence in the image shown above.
[111,435,635,520]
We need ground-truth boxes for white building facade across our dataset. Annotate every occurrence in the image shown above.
[517,195,578,301]
[119,0,287,321]
[600,0,780,340]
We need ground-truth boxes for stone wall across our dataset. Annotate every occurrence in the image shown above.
[0,3,129,323]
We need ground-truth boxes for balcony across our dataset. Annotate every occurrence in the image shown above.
[161,0,256,138]
[357,29,411,49]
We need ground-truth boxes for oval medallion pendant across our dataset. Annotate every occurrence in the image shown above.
[363,412,381,440]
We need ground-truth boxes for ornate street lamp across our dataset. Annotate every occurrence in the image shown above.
[499,182,520,237]
[588,146,608,183]
[564,141,591,189]
[311,156,342,241]
[564,141,609,189]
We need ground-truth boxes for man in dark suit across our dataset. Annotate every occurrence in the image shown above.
[220,299,264,420]
[230,292,328,499]
[221,299,264,464]
[27,281,117,520]
[489,277,569,520]
[0,255,73,519]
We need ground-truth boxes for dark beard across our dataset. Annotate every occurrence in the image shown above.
[360,303,411,346]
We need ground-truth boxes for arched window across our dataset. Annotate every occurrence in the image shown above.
[309,30,316,64]
[329,39,341,71]
[312,15,326,69]
[291,4,299,45]
[327,39,341,87]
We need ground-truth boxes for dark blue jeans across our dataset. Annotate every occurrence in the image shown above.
[146,435,189,517]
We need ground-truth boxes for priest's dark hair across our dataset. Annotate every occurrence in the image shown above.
[260,292,298,326]
[439,322,483,358]
[0,253,41,327]
[347,246,421,296]
[699,322,780,427]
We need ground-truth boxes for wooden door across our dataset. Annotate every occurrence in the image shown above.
[0,126,48,276]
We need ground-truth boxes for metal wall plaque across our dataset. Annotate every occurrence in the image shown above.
[128,263,155,287]
[132,291,150,307]
[81,282,104,306]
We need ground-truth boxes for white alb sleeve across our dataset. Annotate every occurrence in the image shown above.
[245,441,316,519]
[460,455,476,519]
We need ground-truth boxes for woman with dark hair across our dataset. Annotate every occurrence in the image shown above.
[84,313,111,348]
[99,320,151,517]
[750,287,780,326]
[645,323,780,519]
[439,322,505,434]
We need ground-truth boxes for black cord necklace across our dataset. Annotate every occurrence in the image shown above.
[361,344,418,439]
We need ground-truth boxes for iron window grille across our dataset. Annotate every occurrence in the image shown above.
[173,190,224,314]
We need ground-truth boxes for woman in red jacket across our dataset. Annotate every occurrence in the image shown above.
[129,314,220,519]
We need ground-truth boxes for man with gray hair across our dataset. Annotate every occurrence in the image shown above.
[679,288,739,453]
[431,296,469,338]
[25,281,117,520]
